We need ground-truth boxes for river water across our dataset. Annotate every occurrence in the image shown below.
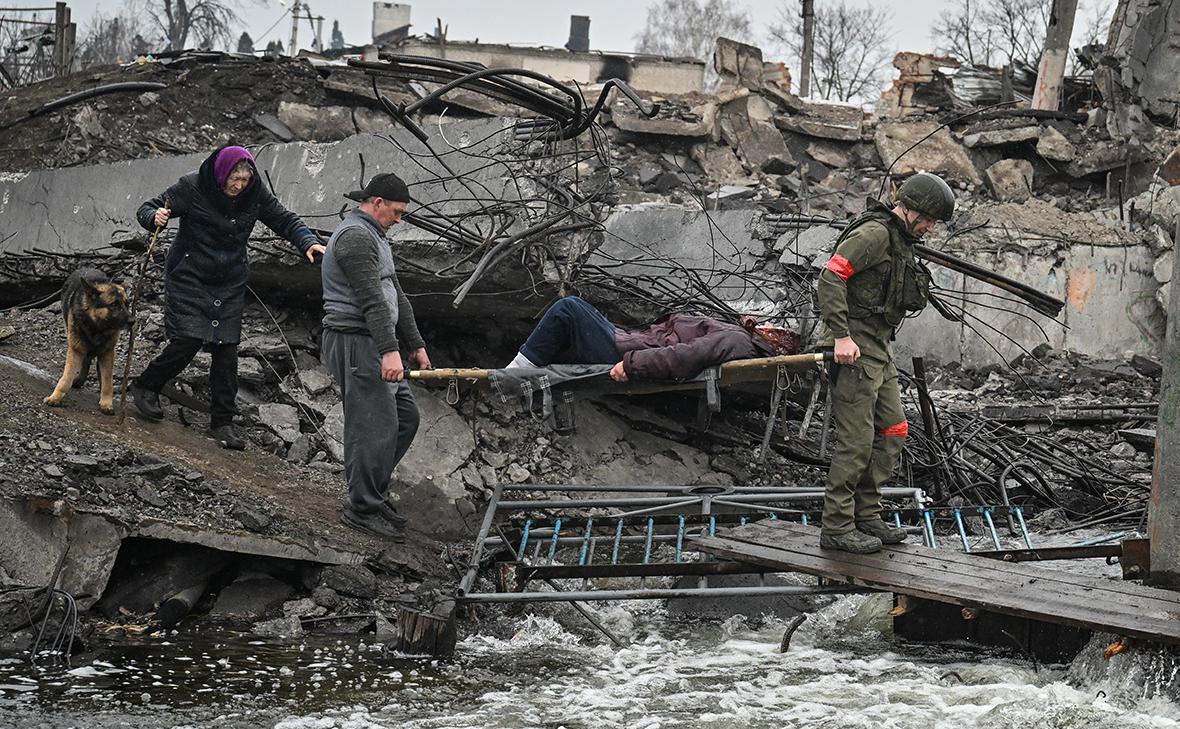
[1,595,1177,729]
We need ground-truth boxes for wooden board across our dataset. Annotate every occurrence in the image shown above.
[693,520,1180,645]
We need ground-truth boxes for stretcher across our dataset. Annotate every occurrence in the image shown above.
[407,353,832,442]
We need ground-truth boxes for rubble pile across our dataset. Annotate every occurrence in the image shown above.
[1,36,1177,657]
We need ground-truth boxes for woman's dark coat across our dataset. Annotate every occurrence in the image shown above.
[137,147,315,345]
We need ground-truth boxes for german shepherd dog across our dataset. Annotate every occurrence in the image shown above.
[44,269,130,415]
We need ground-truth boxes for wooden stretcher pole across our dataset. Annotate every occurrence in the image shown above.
[408,367,491,381]
[407,353,829,384]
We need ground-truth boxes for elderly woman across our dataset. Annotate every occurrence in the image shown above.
[129,145,325,450]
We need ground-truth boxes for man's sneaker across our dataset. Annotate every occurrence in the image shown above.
[379,503,409,528]
[210,424,246,451]
[130,382,164,421]
[856,519,908,544]
[341,507,406,542]
[820,530,883,554]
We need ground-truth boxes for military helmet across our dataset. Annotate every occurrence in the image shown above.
[898,172,955,221]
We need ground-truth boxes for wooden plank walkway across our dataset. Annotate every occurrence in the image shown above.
[694,520,1180,645]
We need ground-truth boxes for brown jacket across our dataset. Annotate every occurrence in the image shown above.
[616,314,774,380]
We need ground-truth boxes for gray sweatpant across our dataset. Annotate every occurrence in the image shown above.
[321,330,420,515]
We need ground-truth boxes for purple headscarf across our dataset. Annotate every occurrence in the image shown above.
[213,146,255,189]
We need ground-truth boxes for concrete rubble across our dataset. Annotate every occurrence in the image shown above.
[0,25,1177,659]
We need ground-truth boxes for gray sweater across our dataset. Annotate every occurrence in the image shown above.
[321,209,424,354]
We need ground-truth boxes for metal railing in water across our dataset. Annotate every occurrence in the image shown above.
[457,483,1034,604]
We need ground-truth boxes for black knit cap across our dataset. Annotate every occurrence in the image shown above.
[344,172,410,203]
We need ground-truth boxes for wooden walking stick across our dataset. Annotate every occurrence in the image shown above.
[118,203,169,424]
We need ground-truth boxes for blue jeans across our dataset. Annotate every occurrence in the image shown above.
[519,296,620,366]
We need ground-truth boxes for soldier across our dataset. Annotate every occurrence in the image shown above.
[816,172,955,553]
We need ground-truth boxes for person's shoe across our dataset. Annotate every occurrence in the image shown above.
[378,502,409,528]
[130,382,164,421]
[856,519,908,544]
[820,530,883,554]
[210,424,246,451]
[341,507,406,542]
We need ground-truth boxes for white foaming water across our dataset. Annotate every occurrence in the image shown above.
[3,597,1179,728]
[273,596,1180,729]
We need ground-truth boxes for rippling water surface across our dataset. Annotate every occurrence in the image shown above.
[1,596,1177,728]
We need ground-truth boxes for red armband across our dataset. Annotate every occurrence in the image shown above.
[824,254,855,281]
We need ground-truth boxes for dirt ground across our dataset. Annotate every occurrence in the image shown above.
[0,346,445,578]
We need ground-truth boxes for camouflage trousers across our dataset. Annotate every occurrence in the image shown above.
[821,358,908,536]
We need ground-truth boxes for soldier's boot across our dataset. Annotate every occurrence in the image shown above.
[856,519,907,544]
[819,530,883,554]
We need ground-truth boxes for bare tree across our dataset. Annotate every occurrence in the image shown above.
[78,10,140,66]
[930,0,996,65]
[147,0,252,51]
[635,0,752,60]
[769,1,893,102]
[987,0,1050,67]
[932,0,1051,68]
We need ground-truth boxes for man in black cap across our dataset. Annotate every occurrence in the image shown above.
[321,173,432,541]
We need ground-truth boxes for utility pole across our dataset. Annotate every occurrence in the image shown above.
[288,0,300,56]
[1031,0,1078,110]
[1150,215,1180,589]
[314,15,324,53]
[799,0,814,97]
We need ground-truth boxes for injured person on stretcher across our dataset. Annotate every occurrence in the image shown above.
[506,296,800,381]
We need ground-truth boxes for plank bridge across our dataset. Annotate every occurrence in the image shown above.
[694,520,1180,645]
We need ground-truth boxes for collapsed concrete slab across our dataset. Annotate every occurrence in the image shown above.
[1036,126,1077,162]
[719,95,793,170]
[985,159,1035,202]
[875,121,983,186]
[0,120,516,256]
[895,199,1159,365]
[586,207,771,316]
[961,126,1040,148]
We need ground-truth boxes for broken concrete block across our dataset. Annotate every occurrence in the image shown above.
[252,112,295,142]
[719,94,793,169]
[1066,140,1149,178]
[1155,251,1173,284]
[806,141,850,169]
[1157,280,1171,310]
[311,585,340,609]
[2,500,124,613]
[689,143,752,185]
[297,368,334,397]
[286,434,314,464]
[237,357,267,387]
[776,225,841,266]
[1159,145,1180,186]
[985,159,1034,203]
[875,121,982,185]
[1131,354,1163,378]
[612,97,716,138]
[277,101,355,142]
[211,573,294,621]
[1036,126,1076,162]
[961,126,1039,148]
[320,565,377,599]
[353,107,392,134]
[761,156,794,175]
[1109,441,1137,458]
[283,597,326,618]
[714,36,764,91]
[774,99,864,141]
[257,403,301,444]
[707,185,757,202]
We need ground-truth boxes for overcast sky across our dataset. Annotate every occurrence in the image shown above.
[70,0,953,58]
